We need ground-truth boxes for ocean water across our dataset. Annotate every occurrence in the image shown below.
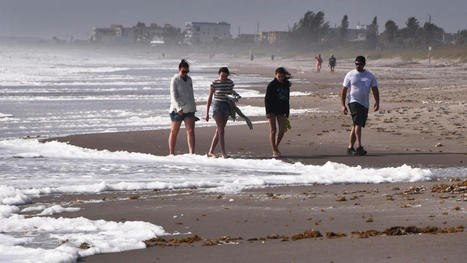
[0,45,465,262]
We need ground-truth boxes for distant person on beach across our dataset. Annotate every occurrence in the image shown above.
[265,67,291,158]
[205,67,240,158]
[329,54,336,72]
[340,56,379,156]
[315,54,323,72]
[168,59,197,155]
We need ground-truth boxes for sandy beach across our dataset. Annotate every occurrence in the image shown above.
[49,56,467,167]
[41,55,467,262]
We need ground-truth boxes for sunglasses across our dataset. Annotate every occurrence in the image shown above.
[181,70,189,74]
[355,63,364,66]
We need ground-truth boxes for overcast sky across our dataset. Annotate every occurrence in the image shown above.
[1,0,466,39]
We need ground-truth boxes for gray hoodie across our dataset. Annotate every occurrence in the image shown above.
[169,74,196,113]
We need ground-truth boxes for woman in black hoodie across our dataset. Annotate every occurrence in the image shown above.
[265,67,291,157]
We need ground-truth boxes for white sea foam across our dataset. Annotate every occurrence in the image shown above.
[0,215,167,263]
[0,139,438,196]
[236,105,331,117]
[21,205,46,213]
[0,113,13,118]
[290,91,312,96]
[38,205,81,216]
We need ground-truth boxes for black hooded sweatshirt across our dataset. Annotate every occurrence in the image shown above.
[265,78,290,117]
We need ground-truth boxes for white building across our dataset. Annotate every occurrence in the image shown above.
[185,22,231,45]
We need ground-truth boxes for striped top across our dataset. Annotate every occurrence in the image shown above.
[211,79,238,102]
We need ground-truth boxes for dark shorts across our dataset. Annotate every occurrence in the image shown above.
[348,102,368,127]
[212,101,231,117]
[170,111,195,122]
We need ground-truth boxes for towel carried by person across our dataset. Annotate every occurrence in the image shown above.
[226,95,253,130]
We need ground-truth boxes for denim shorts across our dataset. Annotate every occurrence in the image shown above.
[170,111,195,122]
[212,101,231,117]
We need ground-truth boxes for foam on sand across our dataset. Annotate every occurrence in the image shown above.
[37,205,81,216]
[0,180,167,262]
[0,139,464,262]
[0,215,167,263]
[0,139,438,195]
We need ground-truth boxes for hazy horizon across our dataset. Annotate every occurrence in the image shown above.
[1,0,466,40]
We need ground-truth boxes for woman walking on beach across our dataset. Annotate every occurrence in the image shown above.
[265,67,291,158]
[315,54,323,72]
[168,59,197,155]
[205,67,239,158]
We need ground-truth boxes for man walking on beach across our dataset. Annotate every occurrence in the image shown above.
[340,56,379,155]
[329,54,336,72]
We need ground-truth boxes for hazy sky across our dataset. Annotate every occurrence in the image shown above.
[1,0,466,39]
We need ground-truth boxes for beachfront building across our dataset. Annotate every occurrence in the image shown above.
[255,31,289,45]
[236,33,256,44]
[326,25,368,42]
[184,22,231,45]
[256,31,289,45]
[90,23,165,44]
[91,27,117,42]
[349,24,369,41]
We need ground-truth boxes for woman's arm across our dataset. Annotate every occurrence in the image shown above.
[265,82,274,118]
[286,85,290,118]
[205,86,214,121]
[170,77,183,115]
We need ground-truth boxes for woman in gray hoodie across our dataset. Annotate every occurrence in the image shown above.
[168,59,197,155]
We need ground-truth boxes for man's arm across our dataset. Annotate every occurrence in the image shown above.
[340,86,348,115]
[371,86,380,112]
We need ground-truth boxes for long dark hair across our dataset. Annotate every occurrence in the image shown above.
[179,59,189,70]
[275,67,291,84]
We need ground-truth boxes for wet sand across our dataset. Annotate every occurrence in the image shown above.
[41,56,467,262]
[37,181,466,263]
[48,56,467,167]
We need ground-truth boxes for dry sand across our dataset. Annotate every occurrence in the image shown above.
[42,55,467,262]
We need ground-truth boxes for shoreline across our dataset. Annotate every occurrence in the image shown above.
[45,56,467,168]
[46,122,467,168]
[16,56,467,262]
[34,179,466,263]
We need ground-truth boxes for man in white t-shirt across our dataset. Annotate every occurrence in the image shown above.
[340,56,380,156]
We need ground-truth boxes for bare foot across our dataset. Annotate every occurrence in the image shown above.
[207,152,217,158]
[221,154,230,159]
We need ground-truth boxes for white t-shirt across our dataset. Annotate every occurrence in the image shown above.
[342,69,378,109]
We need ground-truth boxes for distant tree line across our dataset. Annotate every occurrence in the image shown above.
[288,11,467,49]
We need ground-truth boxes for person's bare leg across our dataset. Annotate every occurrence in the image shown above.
[275,114,286,153]
[355,125,362,148]
[215,115,229,158]
[348,126,356,149]
[169,121,181,155]
[209,114,228,157]
[184,117,195,154]
[268,115,279,157]
[208,127,219,157]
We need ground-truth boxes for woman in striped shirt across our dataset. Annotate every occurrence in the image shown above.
[205,67,239,158]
